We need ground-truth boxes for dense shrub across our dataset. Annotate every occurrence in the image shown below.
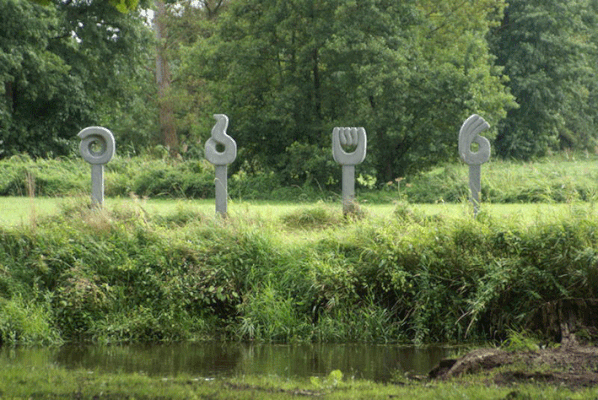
[0,295,62,345]
[1,200,598,344]
[2,153,598,203]
[401,154,598,204]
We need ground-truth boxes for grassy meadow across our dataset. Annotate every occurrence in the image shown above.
[0,196,586,228]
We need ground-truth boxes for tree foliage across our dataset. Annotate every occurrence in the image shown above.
[6,0,598,189]
[182,0,514,185]
[489,0,598,158]
[0,0,156,157]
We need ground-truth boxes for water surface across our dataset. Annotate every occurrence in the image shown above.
[0,342,454,382]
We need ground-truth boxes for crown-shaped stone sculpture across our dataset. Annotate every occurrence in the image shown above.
[332,126,367,215]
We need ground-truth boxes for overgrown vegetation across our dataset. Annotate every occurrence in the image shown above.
[2,152,598,203]
[1,197,597,345]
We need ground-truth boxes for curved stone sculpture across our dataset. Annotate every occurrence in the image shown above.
[77,126,116,206]
[78,126,116,165]
[205,114,237,166]
[205,114,237,216]
[458,115,490,216]
[459,114,490,166]
[332,127,367,214]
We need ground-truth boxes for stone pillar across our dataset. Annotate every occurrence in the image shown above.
[458,115,490,217]
[332,127,367,215]
[205,114,237,217]
[77,126,116,207]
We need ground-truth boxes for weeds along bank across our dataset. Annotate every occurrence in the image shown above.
[2,153,598,202]
[1,201,597,345]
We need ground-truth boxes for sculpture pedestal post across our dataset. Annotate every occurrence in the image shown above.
[91,164,105,207]
[342,164,356,215]
[469,164,482,217]
[215,165,228,217]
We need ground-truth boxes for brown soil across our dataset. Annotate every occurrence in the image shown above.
[429,344,598,388]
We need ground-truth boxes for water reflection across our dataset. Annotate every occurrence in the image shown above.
[0,342,454,382]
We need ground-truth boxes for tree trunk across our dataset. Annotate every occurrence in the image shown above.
[312,47,321,119]
[4,81,15,112]
[531,299,598,347]
[154,0,178,157]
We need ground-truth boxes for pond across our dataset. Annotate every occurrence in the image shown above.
[0,342,454,382]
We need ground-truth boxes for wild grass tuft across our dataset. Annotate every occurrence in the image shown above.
[0,295,62,345]
[280,203,343,229]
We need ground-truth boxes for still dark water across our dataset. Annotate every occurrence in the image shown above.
[0,342,454,382]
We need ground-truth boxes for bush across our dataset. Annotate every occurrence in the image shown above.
[2,152,598,203]
[0,295,62,345]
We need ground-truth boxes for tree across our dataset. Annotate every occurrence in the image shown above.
[154,0,178,156]
[151,0,229,157]
[489,0,598,158]
[1,0,79,156]
[0,0,156,157]
[183,0,514,185]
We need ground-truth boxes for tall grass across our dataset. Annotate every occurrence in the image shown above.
[2,152,598,202]
[400,153,598,203]
[1,199,597,345]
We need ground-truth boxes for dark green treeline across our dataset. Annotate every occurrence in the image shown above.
[2,0,598,187]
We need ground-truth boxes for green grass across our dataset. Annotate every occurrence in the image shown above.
[0,195,587,228]
[0,196,61,226]
[1,364,597,399]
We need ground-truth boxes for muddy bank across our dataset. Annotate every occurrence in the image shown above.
[430,345,598,388]
[429,298,598,388]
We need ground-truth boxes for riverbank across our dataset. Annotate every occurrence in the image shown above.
[2,199,598,345]
[432,343,598,389]
[2,351,597,400]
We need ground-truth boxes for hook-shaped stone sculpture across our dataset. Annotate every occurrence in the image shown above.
[78,126,116,207]
[332,127,367,215]
[458,114,490,216]
[205,114,237,216]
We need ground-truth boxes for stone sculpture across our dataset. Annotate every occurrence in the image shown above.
[77,126,116,207]
[458,114,490,216]
[205,114,237,217]
[332,126,367,215]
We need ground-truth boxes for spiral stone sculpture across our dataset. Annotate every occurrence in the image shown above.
[332,127,367,215]
[458,114,490,216]
[205,114,237,216]
[77,126,116,206]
